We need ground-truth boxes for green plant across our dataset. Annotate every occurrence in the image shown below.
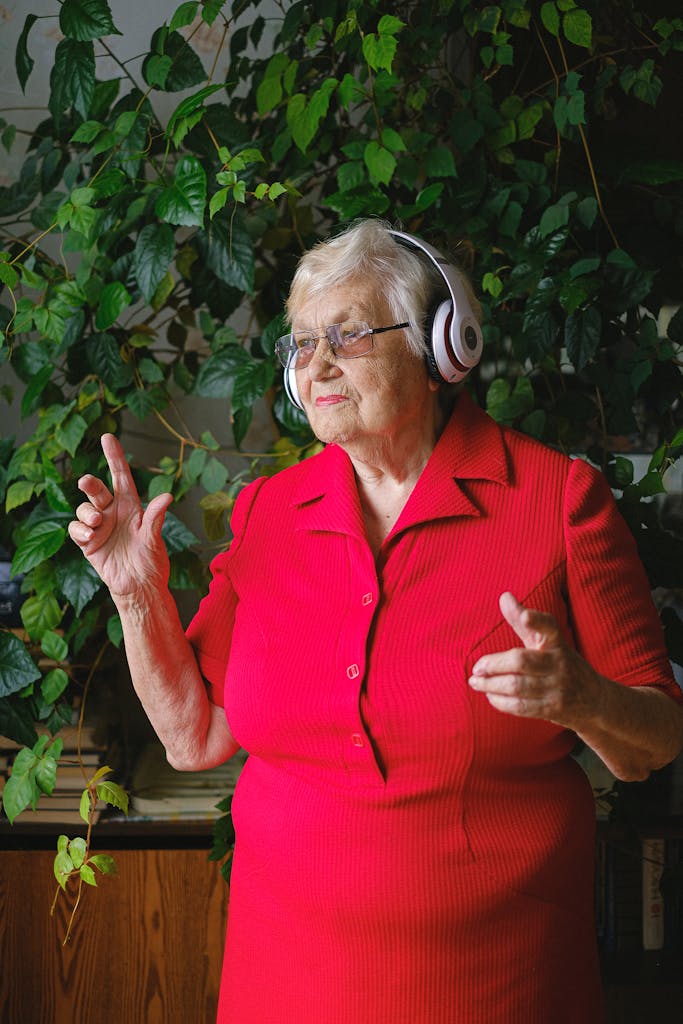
[1,0,682,931]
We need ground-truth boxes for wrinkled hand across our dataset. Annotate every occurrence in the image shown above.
[68,434,173,598]
[468,592,600,728]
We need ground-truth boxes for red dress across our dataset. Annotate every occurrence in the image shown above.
[186,394,680,1024]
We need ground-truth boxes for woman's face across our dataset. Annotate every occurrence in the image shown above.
[291,280,440,451]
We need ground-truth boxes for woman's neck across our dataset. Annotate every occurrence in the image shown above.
[348,402,448,556]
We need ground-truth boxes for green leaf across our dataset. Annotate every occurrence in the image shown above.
[54,849,74,889]
[60,0,121,41]
[201,0,223,24]
[166,83,224,141]
[0,257,19,289]
[49,39,96,120]
[145,54,172,89]
[68,836,87,868]
[11,522,67,576]
[20,593,62,641]
[0,698,38,747]
[161,512,199,554]
[364,141,396,186]
[2,766,34,822]
[15,14,38,92]
[256,73,283,115]
[170,1,199,32]
[576,196,597,229]
[96,779,129,814]
[79,787,92,822]
[539,202,569,238]
[194,344,250,397]
[41,630,69,662]
[377,14,406,35]
[614,455,635,488]
[134,223,175,303]
[55,556,103,615]
[196,218,254,292]
[95,281,131,330]
[55,412,88,457]
[156,156,207,227]
[34,305,67,344]
[423,146,456,177]
[106,613,123,647]
[5,479,35,512]
[201,457,228,493]
[142,29,205,92]
[517,102,544,141]
[562,8,592,49]
[565,305,602,370]
[231,359,275,412]
[35,749,59,795]
[286,94,315,153]
[362,32,399,73]
[126,388,155,420]
[483,272,504,298]
[21,364,52,417]
[71,119,105,143]
[90,853,118,875]
[540,2,560,36]
[486,376,535,424]
[84,767,109,788]
[80,863,97,886]
[41,667,70,704]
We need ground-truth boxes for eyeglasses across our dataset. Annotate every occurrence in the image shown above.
[274,320,409,369]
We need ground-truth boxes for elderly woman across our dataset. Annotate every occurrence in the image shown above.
[69,219,683,1024]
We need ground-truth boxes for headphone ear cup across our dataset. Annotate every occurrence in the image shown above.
[430,298,482,383]
[429,299,455,382]
[423,304,444,382]
[284,362,304,411]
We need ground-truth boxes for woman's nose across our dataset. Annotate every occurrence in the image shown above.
[307,338,341,379]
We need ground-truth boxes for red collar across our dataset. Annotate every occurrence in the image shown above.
[290,392,510,540]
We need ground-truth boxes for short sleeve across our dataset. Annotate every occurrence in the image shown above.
[564,456,681,702]
[185,476,267,706]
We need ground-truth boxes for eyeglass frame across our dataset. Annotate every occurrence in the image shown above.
[274,320,410,369]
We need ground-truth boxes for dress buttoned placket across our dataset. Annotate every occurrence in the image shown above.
[338,535,382,781]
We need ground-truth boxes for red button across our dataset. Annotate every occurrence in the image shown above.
[347,664,360,679]
[351,733,364,747]
[362,593,373,605]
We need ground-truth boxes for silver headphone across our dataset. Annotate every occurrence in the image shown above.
[283,229,483,411]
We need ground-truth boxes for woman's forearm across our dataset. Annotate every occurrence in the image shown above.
[112,585,240,771]
[573,679,683,782]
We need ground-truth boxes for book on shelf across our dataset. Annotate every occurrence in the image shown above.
[128,741,246,821]
[14,794,104,827]
[596,832,683,955]
[642,837,666,951]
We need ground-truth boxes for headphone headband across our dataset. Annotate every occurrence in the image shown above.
[387,229,483,382]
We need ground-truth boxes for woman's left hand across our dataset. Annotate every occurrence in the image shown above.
[468,592,600,728]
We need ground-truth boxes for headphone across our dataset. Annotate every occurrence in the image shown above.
[283,229,483,412]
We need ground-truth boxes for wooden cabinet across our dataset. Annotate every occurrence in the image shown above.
[0,841,228,1024]
[2,825,682,1023]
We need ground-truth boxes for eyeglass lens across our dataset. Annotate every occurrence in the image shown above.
[277,322,372,368]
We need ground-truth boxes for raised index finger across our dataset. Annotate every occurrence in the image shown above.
[100,433,139,499]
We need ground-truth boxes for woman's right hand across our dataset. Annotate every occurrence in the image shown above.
[68,433,173,599]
